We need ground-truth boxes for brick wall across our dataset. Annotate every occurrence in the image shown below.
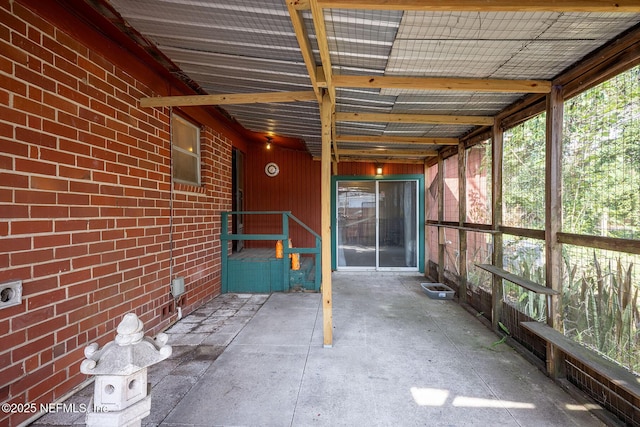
[0,2,234,425]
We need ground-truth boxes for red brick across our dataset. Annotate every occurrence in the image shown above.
[56,270,91,290]
[89,98,116,118]
[27,316,67,341]
[57,297,91,317]
[12,248,51,265]
[1,236,31,251]
[0,5,26,34]
[31,176,69,192]
[58,193,89,206]
[15,189,56,204]
[53,55,85,81]
[34,259,70,276]
[67,207,98,220]
[106,95,130,114]
[12,32,54,63]
[0,73,27,96]
[0,172,28,188]
[90,194,116,206]
[106,161,129,176]
[99,184,124,197]
[54,28,88,57]
[60,165,91,180]
[31,205,68,218]
[97,272,121,289]
[90,123,115,139]
[11,220,52,234]
[15,63,56,92]
[76,155,105,171]
[28,370,66,402]
[42,91,76,114]
[72,231,100,244]
[93,171,118,184]
[0,188,14,203]
[0,38,28,67]
[0,269,31,290]
[0,221,7,236]
[51,348,82,377]
[22,276,58,296]
[10,360,53,394]
[0,363,25,390]
[39,147,76,167]
[26,289,65,312]
[92,283,119,302]
[15,158,56,175]
[77,56,105,79]
[57,84,89,106]
[28,85,43,102]
[69,181,99,194]
[43,119,78,140]
[42,64,80,92]
[54,219,88,232]
[65,277,96,296]
[72,254,100,270]
[53,334,75,357]
[67,303,98,323]
[34,233,70,248]
[13,2,54,36]
[15,126,57,147]
[11,305,54,330]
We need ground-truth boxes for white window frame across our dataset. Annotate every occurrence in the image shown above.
[171,113,201,186]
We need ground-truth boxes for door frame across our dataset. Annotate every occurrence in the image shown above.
[331,174,424,272]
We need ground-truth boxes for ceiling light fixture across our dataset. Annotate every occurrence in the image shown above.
[266,136,273,150]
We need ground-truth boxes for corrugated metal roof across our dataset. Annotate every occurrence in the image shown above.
[105,0,640,159]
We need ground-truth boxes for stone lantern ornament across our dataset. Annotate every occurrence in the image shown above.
[80,313,172,427]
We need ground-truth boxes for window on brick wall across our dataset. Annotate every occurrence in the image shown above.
[171,113,201,186]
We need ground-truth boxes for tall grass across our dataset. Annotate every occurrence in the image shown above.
[563,252,639,374]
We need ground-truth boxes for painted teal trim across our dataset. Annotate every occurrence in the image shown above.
[221,211,321,292]
[331,174,425,272]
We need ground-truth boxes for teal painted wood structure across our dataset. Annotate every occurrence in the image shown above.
[221,211,321,293]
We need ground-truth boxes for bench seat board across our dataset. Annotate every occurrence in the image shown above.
[521,321,640,398]
[476,264,559,295]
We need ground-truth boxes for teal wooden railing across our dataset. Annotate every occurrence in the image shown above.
[220,211,321,292]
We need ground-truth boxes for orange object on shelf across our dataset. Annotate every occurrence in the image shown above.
[275,240,283,258]
[291,253,300,270]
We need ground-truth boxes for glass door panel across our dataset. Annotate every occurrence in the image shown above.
[378,181,417,268]
[337,181,376,268]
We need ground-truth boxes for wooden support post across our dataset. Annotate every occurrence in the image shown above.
[458,142,467,303]
[491,121,504,330]
[221,212,229,293]
[437,153,445,283]
[424,159,430,277]
[546,85,564,376]
[320,91,333,348]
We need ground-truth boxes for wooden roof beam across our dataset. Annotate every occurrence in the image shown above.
[337,148,438,157]
[336,157,428,164]
[333,75,551,93]
[336,135,459,145]
[140,90,317,108]
[336,112,494,126]
[316,0,640,12]
[286,2,323,103]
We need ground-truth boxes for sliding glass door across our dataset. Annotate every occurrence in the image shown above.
[337,179,418,270]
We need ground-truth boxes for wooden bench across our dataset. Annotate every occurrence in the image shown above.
[521,321,640,400]
[475,263,558,295]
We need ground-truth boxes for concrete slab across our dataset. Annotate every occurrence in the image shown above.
[32,273,607,427]
[164,345,309,426]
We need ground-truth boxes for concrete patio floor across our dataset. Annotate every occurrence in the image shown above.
[32,273,606,426]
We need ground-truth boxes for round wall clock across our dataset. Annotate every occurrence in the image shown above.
[265,162,279,177]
